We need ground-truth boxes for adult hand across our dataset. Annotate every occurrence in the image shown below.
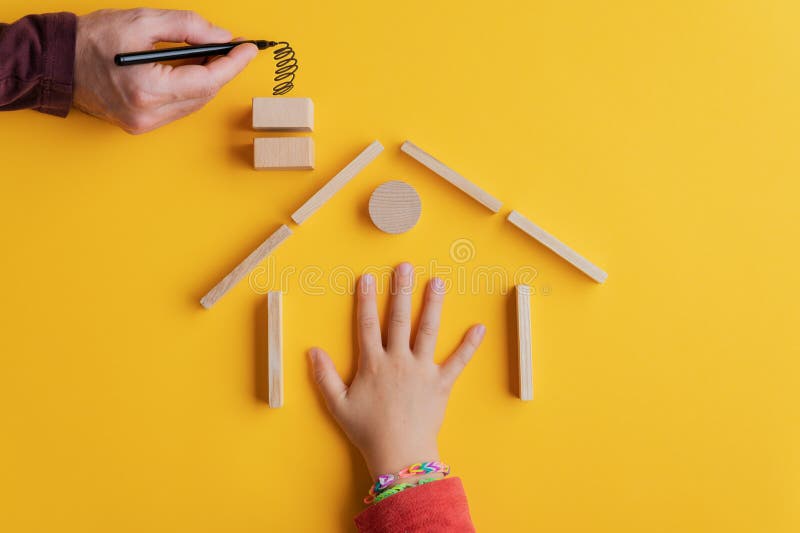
[74,8,257,134]
[309,262,486,479]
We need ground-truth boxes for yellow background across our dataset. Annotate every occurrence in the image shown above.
[1,1,799,531]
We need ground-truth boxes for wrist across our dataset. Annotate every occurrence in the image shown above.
[364,445,440,479]
[393,471,445,485]
[361,458,450,504]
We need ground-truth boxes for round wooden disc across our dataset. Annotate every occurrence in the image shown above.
[368,180,422,234]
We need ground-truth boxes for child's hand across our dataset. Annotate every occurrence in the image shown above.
[309,262,486,478]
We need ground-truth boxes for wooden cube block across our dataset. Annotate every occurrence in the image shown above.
[252,97,314,131]
[254,137,314,170]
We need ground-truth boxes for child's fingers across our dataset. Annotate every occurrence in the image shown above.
[309,348,347,410]
[413,278,445,357]
[440,324,486,387]
[387,262,414,351]
[357,274,382,354]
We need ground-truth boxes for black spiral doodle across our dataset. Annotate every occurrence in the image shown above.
[271,42,298,95]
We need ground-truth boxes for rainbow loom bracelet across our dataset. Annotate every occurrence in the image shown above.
[364,461,450,504]
[372,477,438,504]
[398,461,450,478]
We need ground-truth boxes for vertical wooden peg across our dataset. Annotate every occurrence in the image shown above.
[516,285,533,401]
[268,291,283,408]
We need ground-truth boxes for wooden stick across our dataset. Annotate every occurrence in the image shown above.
[291,140,384,224]
[200,225,293,309]
[400,140,502,213]
[268,291,283,408]
[507,210,608,283]
[516,285,533,401]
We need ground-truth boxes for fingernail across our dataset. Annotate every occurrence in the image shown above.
[308,349,318,362]
[475,324,486,338]
[432,277,445,292]
[362,273,374,287]
[397,262,412,275]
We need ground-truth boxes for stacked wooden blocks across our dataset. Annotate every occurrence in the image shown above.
[253,97,315,170]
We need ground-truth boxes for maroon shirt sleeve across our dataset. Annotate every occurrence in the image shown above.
[354,477,476,533]
[0,12,77,117]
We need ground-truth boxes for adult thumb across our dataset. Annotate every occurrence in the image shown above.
[309,348,347,410]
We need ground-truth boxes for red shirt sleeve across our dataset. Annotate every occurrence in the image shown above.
[0,12,77,117]
[354,477,476,533]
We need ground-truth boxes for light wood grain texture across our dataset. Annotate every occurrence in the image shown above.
[254,137,314,170]
[267,291,283,408]
[368,180,422,234]
[200,225,293,309]
[507,210,608,283]
[252,97,313,131]
[291,140,384,224]
[400,140,502,213]
[516,285,533,401]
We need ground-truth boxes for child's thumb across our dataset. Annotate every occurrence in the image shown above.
[308,348,347,409]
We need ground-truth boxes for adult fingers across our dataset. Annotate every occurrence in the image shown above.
[120,95,211,134]
[413,278,445,357]
[143,9,232,44]
[309,348,348,412]
[387,262,414,351]
[357,274,383,355]
[204,42,258,88]
[163,42,257,100]
[440,324,486,388]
